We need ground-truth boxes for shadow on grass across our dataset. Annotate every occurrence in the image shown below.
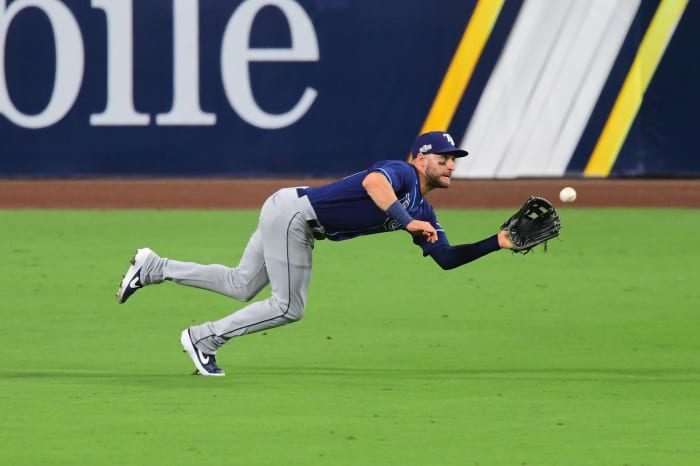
[0,370,217,383]
[238,366,700,383]
[2,367,699,384]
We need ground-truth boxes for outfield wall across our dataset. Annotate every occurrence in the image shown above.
[0,0,698,178]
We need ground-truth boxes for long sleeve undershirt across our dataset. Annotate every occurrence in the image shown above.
[427,235,501,270]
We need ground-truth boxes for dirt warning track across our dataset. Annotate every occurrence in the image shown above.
[0,178,698,209]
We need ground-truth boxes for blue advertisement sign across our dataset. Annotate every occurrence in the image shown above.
[1,0,475,177]
[1,0,698,178]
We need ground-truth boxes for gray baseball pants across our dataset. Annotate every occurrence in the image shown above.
[148,187,317,354]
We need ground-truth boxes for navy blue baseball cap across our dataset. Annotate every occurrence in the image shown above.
[411,131,469,158]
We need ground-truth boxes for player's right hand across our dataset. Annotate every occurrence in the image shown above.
[407,220,437,243]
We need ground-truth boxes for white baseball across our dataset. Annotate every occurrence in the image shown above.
[559,186,577,203]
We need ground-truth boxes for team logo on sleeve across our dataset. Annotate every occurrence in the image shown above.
[384,218,402,231]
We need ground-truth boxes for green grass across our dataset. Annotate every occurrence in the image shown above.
[1,208,699,465]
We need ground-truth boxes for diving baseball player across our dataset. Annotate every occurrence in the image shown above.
[116,131,515,376]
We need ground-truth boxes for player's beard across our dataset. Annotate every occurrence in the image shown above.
[424,164,452,189]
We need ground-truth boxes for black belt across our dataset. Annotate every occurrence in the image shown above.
[296,188,326,239]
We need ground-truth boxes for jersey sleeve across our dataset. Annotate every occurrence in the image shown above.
[368,160,415,194]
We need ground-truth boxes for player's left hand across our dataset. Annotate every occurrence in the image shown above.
[407,220,438,243]
[501,196,561,253]
[497,230,514,249]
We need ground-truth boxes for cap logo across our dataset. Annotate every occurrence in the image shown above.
[419,144,432,154]
[443,133,455,145]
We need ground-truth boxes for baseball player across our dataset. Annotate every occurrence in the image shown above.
[116,131,515,376]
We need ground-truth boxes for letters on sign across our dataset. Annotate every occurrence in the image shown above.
[0,0,320,129]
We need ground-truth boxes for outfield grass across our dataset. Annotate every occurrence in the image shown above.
[1,208,699,465]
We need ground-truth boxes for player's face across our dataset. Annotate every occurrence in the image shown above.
[424,154,456,189]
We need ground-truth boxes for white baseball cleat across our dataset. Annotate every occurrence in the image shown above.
[180,329,225,376]
[116,247,156,304]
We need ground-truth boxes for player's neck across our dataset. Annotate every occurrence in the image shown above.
[418,173,435,196]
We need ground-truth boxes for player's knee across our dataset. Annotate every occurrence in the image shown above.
[285,306,305,322]
[269,295,305,322]
[235,290,257,302]
[278,298,304,322]
[227,280,268,302]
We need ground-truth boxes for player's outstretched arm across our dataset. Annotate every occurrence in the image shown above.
[427,232,511,270]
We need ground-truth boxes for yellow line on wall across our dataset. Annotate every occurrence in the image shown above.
[584,0,688,177]
[418,0,505,136]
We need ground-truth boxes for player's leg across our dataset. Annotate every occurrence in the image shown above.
[116,228,269,304]
[162,228,269,301]
[187,189,313,354]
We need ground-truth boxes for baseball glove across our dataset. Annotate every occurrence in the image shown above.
[501,196,561,254]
